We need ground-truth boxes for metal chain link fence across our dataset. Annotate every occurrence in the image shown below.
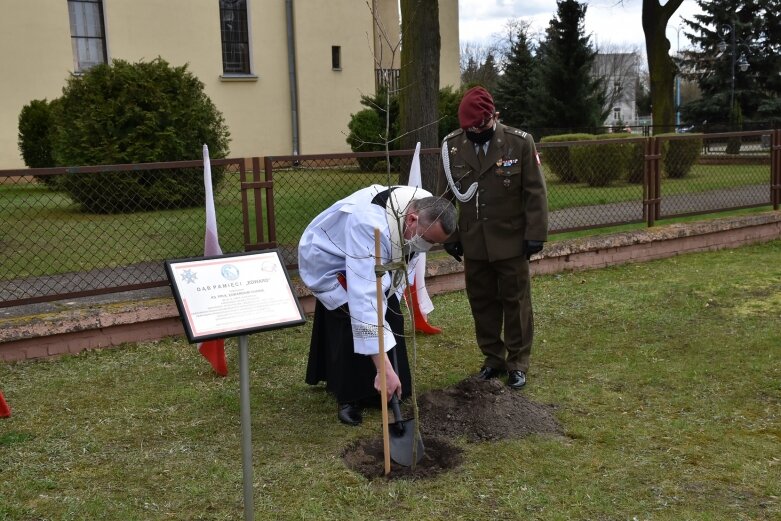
[2,131,779,307]
[1,159,246,307]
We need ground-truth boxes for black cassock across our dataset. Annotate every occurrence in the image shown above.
[305,294,412,406]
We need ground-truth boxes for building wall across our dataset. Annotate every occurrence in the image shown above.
[1,2,74,169]
[438,0,460,90]
[0,0,459,169]
[594,52,640,128]
[294,0,376,155]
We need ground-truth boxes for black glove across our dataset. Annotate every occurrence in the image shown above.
[523,240,544,260]
[444,241,463,262]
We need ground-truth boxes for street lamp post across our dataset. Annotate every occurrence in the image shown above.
[674,26,682,127]
[718,23,750,118]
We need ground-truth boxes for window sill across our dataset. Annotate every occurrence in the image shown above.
[219,74,259,82]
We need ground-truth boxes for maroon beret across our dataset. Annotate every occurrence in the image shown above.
[458,86,495,130]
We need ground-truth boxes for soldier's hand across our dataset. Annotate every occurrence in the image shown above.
[523,240,544,260]
[444,241,463,262]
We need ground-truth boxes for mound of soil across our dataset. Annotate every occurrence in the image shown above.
[342,376,563,479]
[417,376,563,442]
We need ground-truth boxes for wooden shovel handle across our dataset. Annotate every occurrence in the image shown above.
[375,228,391,475]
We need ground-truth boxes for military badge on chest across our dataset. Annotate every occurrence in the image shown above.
[495,157,519,188]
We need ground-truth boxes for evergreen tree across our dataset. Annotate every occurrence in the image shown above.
[461,56,480,86]
[477,53,500,92]
[528,0,606,132]
[681,0,781,125]
[461,53,500,92]
[493,28,536,128]
[635,75,652,116]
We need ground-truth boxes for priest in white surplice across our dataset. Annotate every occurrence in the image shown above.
[298,184,456,425]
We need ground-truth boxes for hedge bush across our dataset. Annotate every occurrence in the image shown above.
[626,139,646,184]
[51,58,230,213]
[570,133,634,187]
[346,109,388,172]
[346,87,399,172]
[347,86,465,172]
[17,99,60,188]
[660,133,703,179]
[540,134,595,183]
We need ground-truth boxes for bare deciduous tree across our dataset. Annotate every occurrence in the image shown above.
[642,0,685,133]
[398,0,441,189]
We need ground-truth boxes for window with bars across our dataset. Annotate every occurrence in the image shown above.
[219,0,251,74]
[67,0,107,72]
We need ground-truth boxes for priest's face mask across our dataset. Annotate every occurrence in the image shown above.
[403,211,446,253]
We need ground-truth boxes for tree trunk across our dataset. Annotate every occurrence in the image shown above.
[642,0,684,135]
[398,0,440,189]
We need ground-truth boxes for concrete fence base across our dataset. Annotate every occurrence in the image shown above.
[1,212,779,362]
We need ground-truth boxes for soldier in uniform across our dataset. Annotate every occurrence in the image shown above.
[438,86,548,389]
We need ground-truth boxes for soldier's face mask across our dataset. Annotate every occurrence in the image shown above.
[466,117,495,145]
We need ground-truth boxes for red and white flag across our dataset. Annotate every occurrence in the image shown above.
[0,390,11,418]
[407,142,441,334]
[198,144,228,376]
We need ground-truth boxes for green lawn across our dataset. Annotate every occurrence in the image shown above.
[1,240,779,520]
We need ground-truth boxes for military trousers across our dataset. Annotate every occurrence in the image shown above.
[464,254,533,373]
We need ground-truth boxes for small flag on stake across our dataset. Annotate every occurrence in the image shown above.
[0,391,11,418]
[198,144,228,376]
[407,142,441,335]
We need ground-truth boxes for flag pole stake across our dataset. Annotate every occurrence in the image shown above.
[238,335,255,520]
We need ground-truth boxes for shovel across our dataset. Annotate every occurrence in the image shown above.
[388,348,425,466]
[389,394,425,466]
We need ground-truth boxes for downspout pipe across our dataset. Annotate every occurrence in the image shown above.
[285,0,300,156]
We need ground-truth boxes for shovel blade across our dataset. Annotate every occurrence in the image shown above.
[389,418,425,466]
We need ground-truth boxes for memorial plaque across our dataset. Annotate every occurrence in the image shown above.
[165,250,305,343]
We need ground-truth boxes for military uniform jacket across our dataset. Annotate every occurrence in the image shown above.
[439,123,549,261]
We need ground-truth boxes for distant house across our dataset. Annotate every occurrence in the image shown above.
[593,52,641,128]
[0,0,460,169]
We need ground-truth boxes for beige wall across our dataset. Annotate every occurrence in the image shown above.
[0,0,460,169]
[101,0,318,158]
[1,2,74,169]
[294,0,376,154]
[373,0,401,70]
[439,0,461,90]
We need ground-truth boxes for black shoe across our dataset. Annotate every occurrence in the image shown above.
[507,370,527,390]
[478,366,503,380]
[338,403,362,426]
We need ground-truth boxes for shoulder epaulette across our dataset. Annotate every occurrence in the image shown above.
[509,128,528,139]
[444,128,464,141]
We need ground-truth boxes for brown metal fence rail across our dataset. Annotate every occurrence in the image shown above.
[1,130,779,308]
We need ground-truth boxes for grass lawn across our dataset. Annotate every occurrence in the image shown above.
[1,240,779,520]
